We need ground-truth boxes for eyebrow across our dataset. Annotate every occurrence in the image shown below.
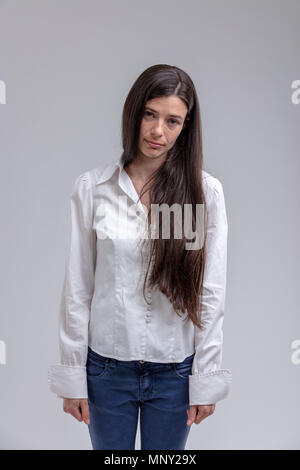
[145,106,184,121]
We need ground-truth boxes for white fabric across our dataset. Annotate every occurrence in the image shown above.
[48,155,232,405]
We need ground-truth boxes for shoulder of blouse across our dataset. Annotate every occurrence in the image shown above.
[74,160,119,190]
[201,169,223,198]
[70,163,107,195]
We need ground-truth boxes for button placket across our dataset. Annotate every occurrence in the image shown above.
[146,288,152,322]
[145,286,152,322]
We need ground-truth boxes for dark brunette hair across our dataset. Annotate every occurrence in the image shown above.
[120,64,207,330]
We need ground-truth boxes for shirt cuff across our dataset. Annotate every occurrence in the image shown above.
[189,369,232,405]
[48,364,88,399]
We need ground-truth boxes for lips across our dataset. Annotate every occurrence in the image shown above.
[146,140,164,147]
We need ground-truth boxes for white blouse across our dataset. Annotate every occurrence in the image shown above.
[48,155,232,405]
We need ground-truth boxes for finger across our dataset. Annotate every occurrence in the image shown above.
[186,407,197,426]
[194,407,211,424]
[194,414,206,424]
[187,407,196,420]
[194,410,205,424]
[63,399,79,415]
[70,405,83,422]
[80,400,90,425]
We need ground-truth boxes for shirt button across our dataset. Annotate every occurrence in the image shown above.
[140,360,145,364]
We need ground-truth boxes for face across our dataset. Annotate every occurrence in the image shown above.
[137,95,188,161]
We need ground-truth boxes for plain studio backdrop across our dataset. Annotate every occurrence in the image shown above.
[0,0,299,450]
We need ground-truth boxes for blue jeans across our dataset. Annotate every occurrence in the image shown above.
[86,346,195,450]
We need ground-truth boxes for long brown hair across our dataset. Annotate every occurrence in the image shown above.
[120,64,207,330]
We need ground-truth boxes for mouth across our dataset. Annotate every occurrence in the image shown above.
[145,139,164,148]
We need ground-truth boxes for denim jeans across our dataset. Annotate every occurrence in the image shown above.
[86,346,195,450]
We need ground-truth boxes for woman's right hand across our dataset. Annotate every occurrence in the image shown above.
[63,398,90,424]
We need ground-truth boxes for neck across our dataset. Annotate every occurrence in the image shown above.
[127,152,167,181]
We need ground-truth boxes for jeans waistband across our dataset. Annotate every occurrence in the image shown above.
[87,346,195,367]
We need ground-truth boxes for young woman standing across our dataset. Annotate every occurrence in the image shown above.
[48,64,232,450]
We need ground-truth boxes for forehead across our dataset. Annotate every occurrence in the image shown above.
[145,96,187,116]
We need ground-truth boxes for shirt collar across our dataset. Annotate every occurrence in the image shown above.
[95,155,124,186]
[94,155,140,205]
[95,155,210,189]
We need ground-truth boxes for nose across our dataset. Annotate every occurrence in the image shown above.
[151,119,164,137]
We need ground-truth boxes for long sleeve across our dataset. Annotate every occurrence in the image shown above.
[189,179,232,405]
[48,172,96,399]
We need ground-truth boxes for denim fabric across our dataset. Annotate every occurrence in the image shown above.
[86,346,195,450]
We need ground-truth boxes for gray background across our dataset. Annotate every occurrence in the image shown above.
[0,0,299,450]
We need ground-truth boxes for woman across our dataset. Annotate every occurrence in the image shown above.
[48,64,232,450]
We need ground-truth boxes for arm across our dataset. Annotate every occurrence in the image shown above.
[189,179,232,406]
[48,172,96,399]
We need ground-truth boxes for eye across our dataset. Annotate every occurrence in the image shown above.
[144,111,179,127]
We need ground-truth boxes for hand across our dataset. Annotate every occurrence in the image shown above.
[186,404,215,426]
[63,398,90,425]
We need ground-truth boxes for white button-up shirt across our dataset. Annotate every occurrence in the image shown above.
[48,155,232,405]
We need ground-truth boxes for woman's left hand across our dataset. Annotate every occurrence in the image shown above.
[186,404,215,425]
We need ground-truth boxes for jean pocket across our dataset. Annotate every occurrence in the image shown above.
[172,354,195,379]
[86,349,111,378]
[172,363,193,379]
